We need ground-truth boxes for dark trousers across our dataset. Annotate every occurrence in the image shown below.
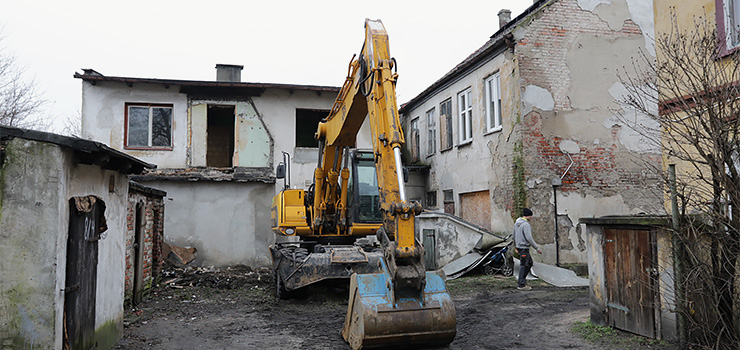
[518,248,533,287]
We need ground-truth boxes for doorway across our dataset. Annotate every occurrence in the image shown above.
[132,203,145,305]
[603,228,658,338]
[207,105,235,167]
[64,196,104,350]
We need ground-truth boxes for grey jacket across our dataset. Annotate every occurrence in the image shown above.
[513,217,539,250]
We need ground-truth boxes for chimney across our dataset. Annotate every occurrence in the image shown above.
[215,64,243,82]
[498,9,512,29]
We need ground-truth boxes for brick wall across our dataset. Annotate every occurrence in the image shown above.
[125,186,165,306]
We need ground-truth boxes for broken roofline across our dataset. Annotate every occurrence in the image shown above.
[73,71,341,95]
[399,0,550,114]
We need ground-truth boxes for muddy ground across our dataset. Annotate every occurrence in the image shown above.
[114,266,677,349]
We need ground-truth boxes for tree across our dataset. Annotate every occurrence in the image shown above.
[0,33,45,129]
[619,12,740,349]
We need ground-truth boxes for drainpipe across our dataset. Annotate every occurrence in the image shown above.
[552,178,561,267]
[552,152,574,267]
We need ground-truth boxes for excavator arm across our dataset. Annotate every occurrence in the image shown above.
[311,19,456,349]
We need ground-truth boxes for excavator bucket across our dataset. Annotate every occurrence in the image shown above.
[341,263,456,349]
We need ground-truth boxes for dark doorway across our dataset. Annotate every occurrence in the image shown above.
[295,109,328,148]
[207,105,235,167]
[65,196,104,350]
[132,203,145,305]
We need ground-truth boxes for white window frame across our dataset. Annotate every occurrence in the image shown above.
[457,88,473,144]
[426,108,436,156]
[724,0,740,50]
[485,73,502,133]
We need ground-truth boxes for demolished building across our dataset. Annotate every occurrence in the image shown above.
[76,65,373,267]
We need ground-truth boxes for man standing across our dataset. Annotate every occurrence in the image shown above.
[514,208,541,290]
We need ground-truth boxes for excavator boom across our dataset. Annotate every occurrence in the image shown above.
[312,19,456,349]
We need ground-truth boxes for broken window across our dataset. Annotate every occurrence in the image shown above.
[206,105,235,167]
[410,118,420,162]
[296,109,328,148]
[485,73,502,133]
[125,103,173,149]
[439,99,453,151]
[426,190,437,209]
[458,88,473,144]
[426,108,436,156]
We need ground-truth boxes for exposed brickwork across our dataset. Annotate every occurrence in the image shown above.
[124,187,165,306]
[521,112,661,193]
[516,0,644,110]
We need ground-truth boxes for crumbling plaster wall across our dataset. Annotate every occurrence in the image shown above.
[143,181,273,268]
[0,138,129,349]
[512,0,662,264]
[81,81,188,169]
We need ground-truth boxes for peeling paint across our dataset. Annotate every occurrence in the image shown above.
[559,140,580,154]
[523,85,555,112]
[605,82,660,154]
[577,0,611,11]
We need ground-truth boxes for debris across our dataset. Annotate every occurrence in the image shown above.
[163,243,197,267]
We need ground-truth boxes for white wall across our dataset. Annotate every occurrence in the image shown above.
[143,181,273,267]
[81,82,189,168]
[0,138,130,349]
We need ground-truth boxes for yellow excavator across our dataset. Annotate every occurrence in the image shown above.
[270,19,456,349]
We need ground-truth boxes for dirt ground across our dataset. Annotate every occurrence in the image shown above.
[113,266,677,350]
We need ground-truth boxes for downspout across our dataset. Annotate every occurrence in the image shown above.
[553,153,574,267]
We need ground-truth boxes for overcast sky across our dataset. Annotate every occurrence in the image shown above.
[1,1,532,132]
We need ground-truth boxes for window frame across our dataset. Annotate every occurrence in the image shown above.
[717,0,740,56]
[124,103,174,150]
[439,99,453,152]
[485,73,503,134]
[457,88,473,145]
[410,117,420,162]
[426,107,436,156]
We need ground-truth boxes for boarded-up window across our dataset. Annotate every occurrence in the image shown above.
[439,99,453,151]
[460,190,491,230]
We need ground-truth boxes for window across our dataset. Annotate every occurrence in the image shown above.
[426,108,436,155]
[722,0,740,50]
[125,103,173,149]
[443,189,455,215]
[458,88,473,144]
[425,190,437,209]
[485,73,502,132]
[410,118,420,162]
[296,109,328,147]
[439,99,453,151]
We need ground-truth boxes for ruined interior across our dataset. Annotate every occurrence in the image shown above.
[206,105,235,167]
